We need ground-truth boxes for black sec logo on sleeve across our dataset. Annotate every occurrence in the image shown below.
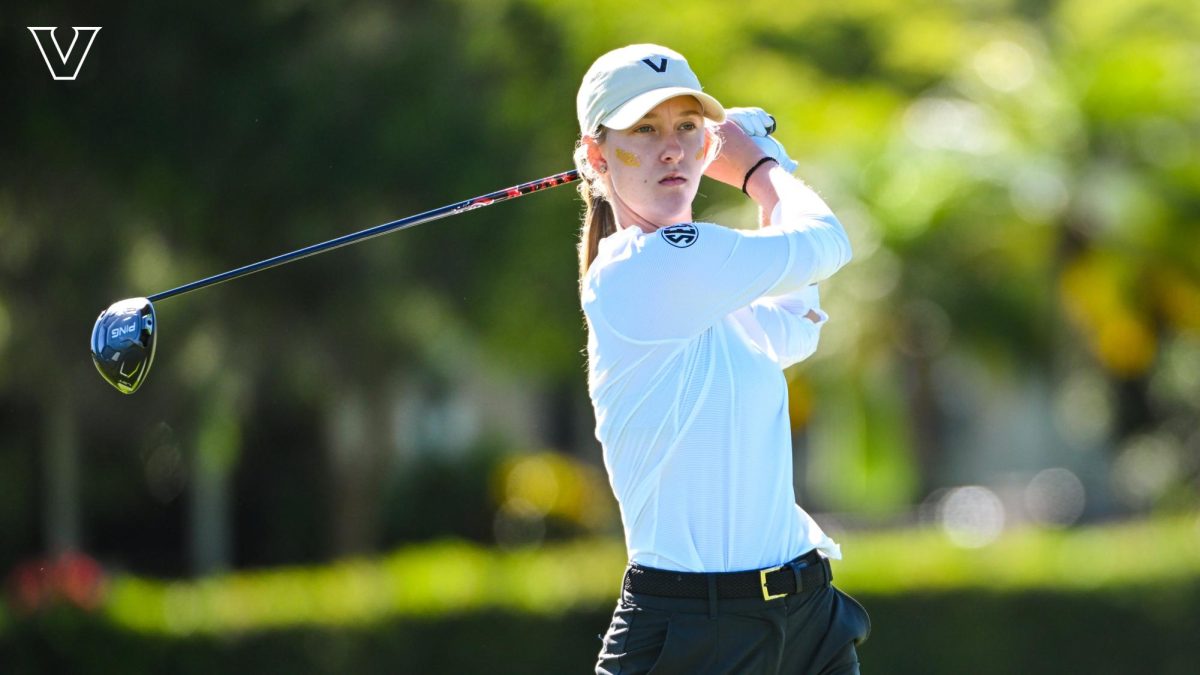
[660,223,698,248]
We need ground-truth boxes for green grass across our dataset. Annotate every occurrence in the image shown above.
[104,539,627,634]
[100,514,1200,635]
[836,514,1200,594]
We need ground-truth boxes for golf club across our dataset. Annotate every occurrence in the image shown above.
[91,169,581,394]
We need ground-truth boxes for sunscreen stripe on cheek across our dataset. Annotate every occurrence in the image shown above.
[695,147,705,161]
[615,148,640,167]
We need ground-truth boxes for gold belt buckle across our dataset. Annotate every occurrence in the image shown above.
[760,565,786,601]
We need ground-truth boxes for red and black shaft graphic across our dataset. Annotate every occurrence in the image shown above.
[457,169,580,212]
[148,169,581,303]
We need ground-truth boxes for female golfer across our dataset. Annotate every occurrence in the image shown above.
[576,45,870,674]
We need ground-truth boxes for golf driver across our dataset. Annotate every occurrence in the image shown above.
[91,169,580,394]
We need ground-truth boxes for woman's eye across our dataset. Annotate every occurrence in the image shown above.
[680,121,698,131]
[634,125,654,133]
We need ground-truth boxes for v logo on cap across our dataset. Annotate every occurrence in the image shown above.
[641,57,668,73]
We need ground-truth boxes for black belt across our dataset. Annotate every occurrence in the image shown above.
[623,550,831,602]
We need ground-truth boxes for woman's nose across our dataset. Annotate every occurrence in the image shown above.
[660,133,684,163]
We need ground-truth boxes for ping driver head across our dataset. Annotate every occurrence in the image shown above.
[90,298,157,394]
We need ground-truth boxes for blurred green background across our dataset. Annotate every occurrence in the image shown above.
[2,0,1199,673]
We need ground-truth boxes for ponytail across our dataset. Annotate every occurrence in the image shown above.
[579,190,616,278]
[574,131,615,289]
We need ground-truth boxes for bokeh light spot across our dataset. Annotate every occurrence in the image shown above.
[939,486,1006,548]
[1112,434,1182,507]
[1053,369,1114,446]
[972,40,1035,92]
[1025,468,1086,528]
[1010,164,1069,223]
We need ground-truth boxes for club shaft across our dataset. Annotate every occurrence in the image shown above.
[147,169,581,303]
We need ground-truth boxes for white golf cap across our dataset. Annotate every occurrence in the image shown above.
[576,44,726,136]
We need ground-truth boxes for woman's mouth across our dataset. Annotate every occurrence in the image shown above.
[659,174,686,186]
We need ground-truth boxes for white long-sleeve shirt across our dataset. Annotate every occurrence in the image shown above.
[581,167,852,573]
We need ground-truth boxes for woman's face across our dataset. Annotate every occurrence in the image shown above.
[591,95,709,232]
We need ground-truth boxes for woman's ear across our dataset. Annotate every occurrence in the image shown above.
[584,135,607,174]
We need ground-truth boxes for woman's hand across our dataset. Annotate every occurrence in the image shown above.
[703,120,765,188]
[704,120,780,218]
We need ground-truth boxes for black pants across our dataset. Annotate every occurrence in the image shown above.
[596,571,870,674]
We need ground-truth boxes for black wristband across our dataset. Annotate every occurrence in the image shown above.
[741,157,778,195]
